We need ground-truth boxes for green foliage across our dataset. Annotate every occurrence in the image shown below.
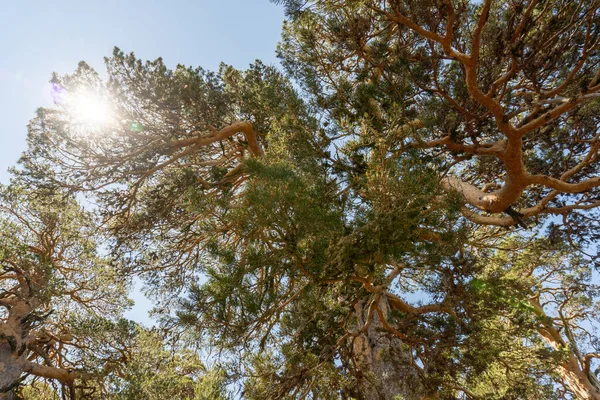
[101,328,227,400]
[7,0,600,398]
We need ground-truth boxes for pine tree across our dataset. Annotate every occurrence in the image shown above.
[13,0,600,398]
[0,182,130,398]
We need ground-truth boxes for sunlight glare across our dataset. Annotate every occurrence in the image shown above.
[70,89,113,126]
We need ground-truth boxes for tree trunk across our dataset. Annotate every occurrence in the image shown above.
[0,299,31,397]
[0,343,25,398]
[353,297,422,400]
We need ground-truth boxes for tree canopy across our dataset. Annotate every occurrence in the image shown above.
[3,0,600,399]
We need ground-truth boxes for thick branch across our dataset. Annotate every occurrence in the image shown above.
[172,121,263,157]
[517,91,600,137]
[24,361,76,383]
[527,175,600,194]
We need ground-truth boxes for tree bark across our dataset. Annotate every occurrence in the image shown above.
[536,327,600,400]
[0,298,75,398]
[353,297,421,400]
[0,343,24,398]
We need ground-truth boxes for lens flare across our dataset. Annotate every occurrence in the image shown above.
[129,121,144,132]
[50,82,66,104]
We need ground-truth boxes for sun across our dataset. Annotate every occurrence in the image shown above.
[51,83,116,129]
[69,89,114,126]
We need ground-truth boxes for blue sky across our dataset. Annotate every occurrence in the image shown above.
[1,0,285,324]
